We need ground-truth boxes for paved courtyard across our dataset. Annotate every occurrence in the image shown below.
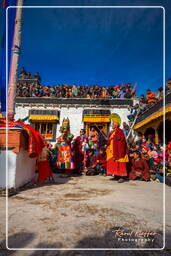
[0,174,171,255]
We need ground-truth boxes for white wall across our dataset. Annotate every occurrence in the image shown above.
[15,104,131,140]
[0,150,16,188]
[15,106,30,124]
[57,107,84,138]
[0,149,36,189]
[109,107,130,129]
[15,149,36,188]
[0,151,8,188]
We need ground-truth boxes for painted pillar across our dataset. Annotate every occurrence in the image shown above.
[155,128,159,144]
[153,122,159,145]
[8,0,23,120]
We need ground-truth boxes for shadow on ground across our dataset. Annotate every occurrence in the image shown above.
[1,229,171,256]
[9,174,72,196]
[0,232,35,255]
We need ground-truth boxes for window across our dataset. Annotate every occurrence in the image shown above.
[85,122,109,136]
[33,122,54,140]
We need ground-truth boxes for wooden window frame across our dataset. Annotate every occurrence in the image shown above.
[31,121,57,141]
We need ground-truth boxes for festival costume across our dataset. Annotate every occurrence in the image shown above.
[56,118,74,170]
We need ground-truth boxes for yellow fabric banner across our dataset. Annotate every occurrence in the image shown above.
[29,115,59,121]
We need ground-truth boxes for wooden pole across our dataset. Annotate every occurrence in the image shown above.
[126,112,139,141]
[8,0,23,120]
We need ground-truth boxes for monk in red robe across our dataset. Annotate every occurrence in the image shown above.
[73,129,88,172]
[37,145,54,184]
[106,116,129,183]
[129,151,150,181]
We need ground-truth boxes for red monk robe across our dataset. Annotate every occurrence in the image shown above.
[37,145,53,183]
[106,127,129,177]
[129,158,150,181]
[73,135,88,170]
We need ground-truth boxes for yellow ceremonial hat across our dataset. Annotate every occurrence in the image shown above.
[109,113,121,125]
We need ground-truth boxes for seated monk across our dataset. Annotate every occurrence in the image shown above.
[129,151,150,181]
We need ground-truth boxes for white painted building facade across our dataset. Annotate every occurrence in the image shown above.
[0,97,135,189]
[15,97,134,143]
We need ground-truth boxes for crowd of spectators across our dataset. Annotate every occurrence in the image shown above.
[17,67,171,124]
[127,79,171,122]
[127,132,171,185]
[47,126,171,185]
[16,82,137,99]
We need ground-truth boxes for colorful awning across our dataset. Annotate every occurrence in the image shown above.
[29,115,59,121]
[83,109,111,123]
[83,115,110,123]
[29,109,59,121]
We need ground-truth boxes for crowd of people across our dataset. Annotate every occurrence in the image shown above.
[127,132,171,184]
[16,82,137,99]
[17,68,171,105]
[36,116,171,187]
[127,81,171,122]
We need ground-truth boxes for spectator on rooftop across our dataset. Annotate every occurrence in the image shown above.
[127,104,137,122]
[139,94,146,104]
[118,88,126,98]
[138,101,146,115]
[146,89,157,105]
[124,88,132,98]
[166,78,171,91]
[156,87,163,101]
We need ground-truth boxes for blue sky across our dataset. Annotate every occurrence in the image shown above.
[1,0,171,96]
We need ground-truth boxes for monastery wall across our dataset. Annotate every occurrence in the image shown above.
[15,104,131,140]
[0,149,36,189]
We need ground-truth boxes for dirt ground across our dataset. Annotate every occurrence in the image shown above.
[0,174,171,256]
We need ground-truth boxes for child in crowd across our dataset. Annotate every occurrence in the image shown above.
[129,151,150,181]
[149,157,163,182]
[141,147,150,162]
[147,146,159,169]
[36,144,54,184]
[96,147,107,176]
[148,146,158,160]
